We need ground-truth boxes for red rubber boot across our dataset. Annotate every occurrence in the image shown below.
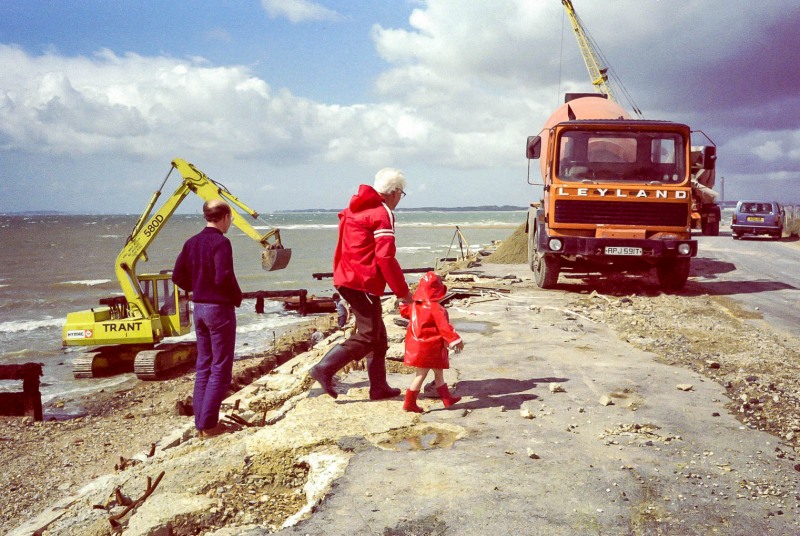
[436,384,462,409]
[403,390,424,413]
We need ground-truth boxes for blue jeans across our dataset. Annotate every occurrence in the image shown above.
[192,303,236,430]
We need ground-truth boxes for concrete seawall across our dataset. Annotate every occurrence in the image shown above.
[13,264,800,535]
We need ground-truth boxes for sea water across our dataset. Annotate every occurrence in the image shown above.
[0,210,524,407]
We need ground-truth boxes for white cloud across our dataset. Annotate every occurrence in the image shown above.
[753,141,784,162]
[2,0,799,211]
[0,43,530,172]
[0,45,335,162]
[260,0,342,23]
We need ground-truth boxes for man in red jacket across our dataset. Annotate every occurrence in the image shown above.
[309,168,413,400]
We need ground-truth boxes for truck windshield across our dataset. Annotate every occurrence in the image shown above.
[557,130,686,184]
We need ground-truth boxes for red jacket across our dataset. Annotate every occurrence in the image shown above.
[333,184,409,298]
[400,272,462,369]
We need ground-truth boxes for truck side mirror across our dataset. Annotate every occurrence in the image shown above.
[702,146,716,171]
[526,136,541,160]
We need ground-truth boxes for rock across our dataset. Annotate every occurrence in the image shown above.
[599,395,614,406]
[549,383,566,393]
[337,436,373,453]
[676,384,693,392]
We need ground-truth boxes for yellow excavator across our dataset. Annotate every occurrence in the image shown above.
[62,158,291,380]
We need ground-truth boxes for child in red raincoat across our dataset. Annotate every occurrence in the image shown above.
[399,271,464,412]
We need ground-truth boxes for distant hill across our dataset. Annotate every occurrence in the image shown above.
[1,211,65,216]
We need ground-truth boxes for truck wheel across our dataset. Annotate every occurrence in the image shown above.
[529,227,560,289]
[533,252,560,289]
[656,258,690,291]
[732,232,740,240]
[702,207,721,236]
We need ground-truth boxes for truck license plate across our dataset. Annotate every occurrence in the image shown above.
[605,247,642,256]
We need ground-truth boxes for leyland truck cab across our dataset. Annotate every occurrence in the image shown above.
[525,94,715,291]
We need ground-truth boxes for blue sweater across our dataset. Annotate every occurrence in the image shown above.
[172,227,243,307]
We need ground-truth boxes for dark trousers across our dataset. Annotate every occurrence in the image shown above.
[192,303,236,430]
[337,286,390,390]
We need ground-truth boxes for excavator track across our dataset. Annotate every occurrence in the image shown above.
[71,346,146,379]
[134,342,197,380]
[72,351,104,379]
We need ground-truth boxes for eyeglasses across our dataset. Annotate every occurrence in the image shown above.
[398,189,406,198]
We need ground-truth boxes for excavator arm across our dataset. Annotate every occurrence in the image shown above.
[115,158,290,321]
[64,158,290,379]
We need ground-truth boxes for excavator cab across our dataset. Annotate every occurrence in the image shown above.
[138,272,192,339]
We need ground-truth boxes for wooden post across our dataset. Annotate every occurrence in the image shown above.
[0,363,43,421]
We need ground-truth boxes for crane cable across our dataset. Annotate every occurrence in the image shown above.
[559,2,644,119]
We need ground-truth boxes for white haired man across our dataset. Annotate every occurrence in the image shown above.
[309,168,413,399]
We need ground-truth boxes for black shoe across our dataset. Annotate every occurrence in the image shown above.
[369,386,401,400]
[309,365,338,399]
[309,345,353,399]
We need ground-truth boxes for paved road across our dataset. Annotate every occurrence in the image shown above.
[270,263,799,536]
[690,230,800,336]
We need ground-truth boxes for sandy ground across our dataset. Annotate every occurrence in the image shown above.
[2,258,800,533]
[0,318,328,532]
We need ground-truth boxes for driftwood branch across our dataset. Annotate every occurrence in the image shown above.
[114,456,141,471]
[114,487,133,507]
[107,471,166,527]
[224,413,255,428]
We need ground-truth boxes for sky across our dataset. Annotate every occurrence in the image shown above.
[1,0,799,214]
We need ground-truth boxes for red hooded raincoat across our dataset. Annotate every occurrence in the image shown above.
[400,271,462,369]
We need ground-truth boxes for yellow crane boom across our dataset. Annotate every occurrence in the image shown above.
[561,0,642,118]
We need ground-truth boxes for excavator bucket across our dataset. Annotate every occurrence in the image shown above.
[262,247,292,271]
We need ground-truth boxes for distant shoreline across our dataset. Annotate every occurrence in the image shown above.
[2,206,530,216]
[279,205,528,213]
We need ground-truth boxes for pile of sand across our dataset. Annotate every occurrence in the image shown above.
[484,223,528,264]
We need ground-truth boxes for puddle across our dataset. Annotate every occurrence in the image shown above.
[372,423,465,451]
[452,320,495,334]
[387,432,458,451]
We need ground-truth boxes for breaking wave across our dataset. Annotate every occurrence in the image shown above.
[0,317,64,333]
[59,279,113,286]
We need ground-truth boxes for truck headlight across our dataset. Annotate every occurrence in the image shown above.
[548,238,563,251]
[678,243,691,255]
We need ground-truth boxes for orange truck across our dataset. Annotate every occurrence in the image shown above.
[525,93,716,291]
